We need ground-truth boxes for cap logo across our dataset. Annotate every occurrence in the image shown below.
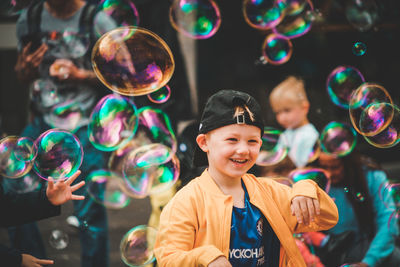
[236,113,245,124]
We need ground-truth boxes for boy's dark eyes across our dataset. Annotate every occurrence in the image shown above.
[248,139,258,143]
[227,138,237,141]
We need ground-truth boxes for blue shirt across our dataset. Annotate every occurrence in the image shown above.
[229,181,280,267]
[326,170,399,267]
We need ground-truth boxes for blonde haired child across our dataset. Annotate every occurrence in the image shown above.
[269,76,319,168]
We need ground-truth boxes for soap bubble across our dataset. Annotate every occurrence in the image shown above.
[169,0,221,39]
[345,0,379,32]
[320,121,357,157]
[0,136,33,178]
[123,143,180,198]
[352,42,367,56]
[92,26,175,96]
[33,129,83,181]
[120,225,157,266]
[86,169,130,209]
[256,127,288,166]
[289,168,331,192]
[49,229,69,250]
[261,33,293,65]
[326,65,365,109]
[147,85,171,104]
[242,0,285,30]
[88,94,139,151]
[95,0,140,37]
[349,82,393,135]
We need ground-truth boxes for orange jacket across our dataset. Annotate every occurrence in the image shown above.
[154,170,338,267]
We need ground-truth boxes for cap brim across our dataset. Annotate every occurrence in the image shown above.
[192,143,208,167]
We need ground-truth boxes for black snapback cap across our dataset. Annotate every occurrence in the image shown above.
[193,90,264,167]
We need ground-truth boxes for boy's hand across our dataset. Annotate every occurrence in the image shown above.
[208,256,232,267]
[46,170,85,206]
[21,253,54,267]
[291,196,320,225]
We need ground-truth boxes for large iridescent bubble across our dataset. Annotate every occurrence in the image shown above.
[289,168,331,192]
[123,143,180,198]
[349,83,393,136]
[95,0,140,37]
[273,0,314,39]
[0,136,33,178]
[120,225,157,267]
[86,169,130,209]
[326,65,365,109]
[345,0,379,32]
[242,0,285,30]
[256,127,288,166]
[92,26,175,96]
[88,94,139,151]
[262,33,293,65]
[320,121,357,157]
[33,129,83,181]
[169,0,221,39]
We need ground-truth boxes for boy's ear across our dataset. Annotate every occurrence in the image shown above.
[196,134,208,152]
[302,101,310,113]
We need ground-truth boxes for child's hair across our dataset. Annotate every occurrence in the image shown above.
[234,105,255,122]
[269,76,309,106]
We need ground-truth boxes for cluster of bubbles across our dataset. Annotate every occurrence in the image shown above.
[243,0,319,65]
[120,225,158,267]
[325,64,400,149]
[0,130,83,181]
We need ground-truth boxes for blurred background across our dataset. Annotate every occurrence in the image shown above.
[0,0,400,266]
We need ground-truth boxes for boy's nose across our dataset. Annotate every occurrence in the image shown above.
[236,143,250,154]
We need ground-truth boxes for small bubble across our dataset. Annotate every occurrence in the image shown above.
[344,187,349,193]
[49,230,69,250]
[352,42,367,56]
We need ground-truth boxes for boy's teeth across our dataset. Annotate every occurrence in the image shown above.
[232,159,246,163]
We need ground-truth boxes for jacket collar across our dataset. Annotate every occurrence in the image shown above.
[197,169,258,198]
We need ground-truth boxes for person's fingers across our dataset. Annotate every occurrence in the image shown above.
[313,199,320,215]
[47,177,54,190]
[22,42,31,56]
[299,200,309,225]
[30,44,48,67]
[70,181,85,192]
[36,258,54,265]
[66,170,81,185]
[307,198,315,222]
[292,201,303,224]
[71,194,85,200]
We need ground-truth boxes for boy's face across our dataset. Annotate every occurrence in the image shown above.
[196,124,262,181]
[271,99,309,130]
